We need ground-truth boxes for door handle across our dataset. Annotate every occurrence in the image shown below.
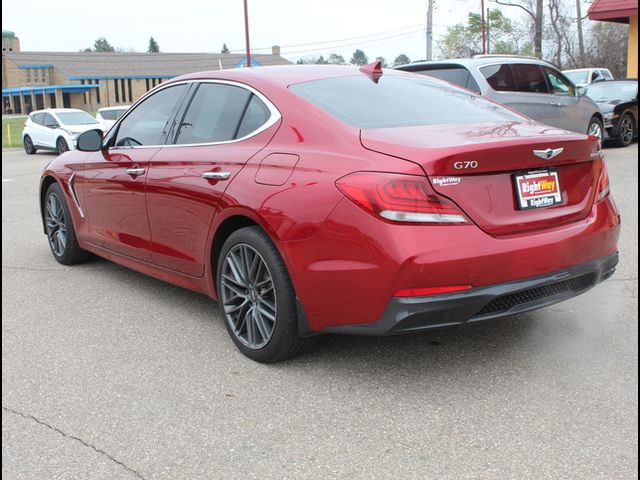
[125,167,146,176]
[549,102,563,107]
[202,171,232,181]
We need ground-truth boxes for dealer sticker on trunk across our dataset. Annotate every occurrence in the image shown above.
[514,170,562,210]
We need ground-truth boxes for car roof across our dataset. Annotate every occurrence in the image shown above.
[98,106,130,111]
[30,108,86,115]
[168,65,405,89]
[396,56,558,70]
[564,68,610,72]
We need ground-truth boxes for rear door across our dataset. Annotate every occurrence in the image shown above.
[482,63,561,127]
[145,81,280,276]
[78,83,191,260]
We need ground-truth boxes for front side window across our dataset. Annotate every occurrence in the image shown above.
[511,64,549,94]
[114,84,188,147]
[544,67,575,96]
[479,64,517,92]
[42,113,57,127]
[290,74,521,129]
[174,83,255,144]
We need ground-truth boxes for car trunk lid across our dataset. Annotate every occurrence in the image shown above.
[360,122,603,236]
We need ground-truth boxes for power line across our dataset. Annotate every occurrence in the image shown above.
[230,23,425,53]
[274,28,426,56]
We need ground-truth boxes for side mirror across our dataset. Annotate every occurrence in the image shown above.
[576,86,587,97]
[77,129,103,152]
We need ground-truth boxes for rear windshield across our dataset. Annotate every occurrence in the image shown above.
[289,74,521,129]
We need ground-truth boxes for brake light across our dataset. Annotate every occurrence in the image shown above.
[596,161,610,202]
[336,172,468,224]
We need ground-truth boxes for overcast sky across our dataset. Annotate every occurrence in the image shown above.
[3,0,545,63]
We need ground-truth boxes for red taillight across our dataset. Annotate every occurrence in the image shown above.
[597,161,610,202]
[336,172,468,224]
[394,285,473,297]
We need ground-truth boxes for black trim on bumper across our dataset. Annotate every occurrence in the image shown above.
[323,253,619,336]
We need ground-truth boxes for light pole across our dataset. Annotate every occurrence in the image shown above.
[243,0,251,67]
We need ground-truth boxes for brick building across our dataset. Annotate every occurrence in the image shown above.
[1,32,290,114]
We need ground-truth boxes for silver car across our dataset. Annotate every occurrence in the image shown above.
[396,55,604,142]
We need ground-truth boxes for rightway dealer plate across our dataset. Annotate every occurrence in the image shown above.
[514,170,562,210]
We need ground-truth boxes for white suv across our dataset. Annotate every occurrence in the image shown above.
[23,108,105,155]
[96,105,130,131]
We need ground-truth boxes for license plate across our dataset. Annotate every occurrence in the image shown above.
[514,170,562,210]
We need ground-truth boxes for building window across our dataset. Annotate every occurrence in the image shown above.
[145,78,150,91]
[94,80,101,104]
[26,69,31,84]
[49,93,56,108]
[41,68,46,83]
[114,79,119,103]
[13,95,22,114]
[120,79,126,104]
[128,78,133,102]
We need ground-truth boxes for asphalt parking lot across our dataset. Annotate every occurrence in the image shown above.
[2,144,638,480]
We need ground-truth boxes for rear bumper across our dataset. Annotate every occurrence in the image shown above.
[323,252,618,335]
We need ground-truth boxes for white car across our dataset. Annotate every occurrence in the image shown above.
[96,105,130,131]
[563,68,614,87]
[23,108,105,155]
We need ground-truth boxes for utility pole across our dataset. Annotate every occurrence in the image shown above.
[575,0,585,65]
[426,0,434,60]
[486,8,490,54]
[243,0,251,67]
[481,0,487,54]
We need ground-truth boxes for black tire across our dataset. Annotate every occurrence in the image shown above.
[56,137,69,154]
[43,182,92,265]
[216,226,316,363]
[614,113,635,148]
[587,116,604,147]
[23,135,36,154]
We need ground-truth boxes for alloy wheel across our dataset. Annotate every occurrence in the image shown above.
[220,244,277,350]
[620,116,634,146]
[45,192,67,257]
[588,121,603,144]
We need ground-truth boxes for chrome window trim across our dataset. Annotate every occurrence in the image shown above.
[106,79,281,151]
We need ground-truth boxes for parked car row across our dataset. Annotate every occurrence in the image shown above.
[22,105,130,154]
[395,55,637,148]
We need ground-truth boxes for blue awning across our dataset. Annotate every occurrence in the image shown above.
[2,84,103,97]
[17,64,54,69]
[233,57,263,68]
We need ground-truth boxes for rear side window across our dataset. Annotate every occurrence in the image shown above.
[290,74,521,129]
[413,67,481,93]
[511,64,550,93]
[480,64,517,92]
[114,84,188,147]
[236,95,271,138]
[175,83,251,144]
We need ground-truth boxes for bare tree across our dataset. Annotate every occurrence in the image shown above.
[491,0,544,58]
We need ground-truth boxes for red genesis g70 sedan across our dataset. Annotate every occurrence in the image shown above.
[40,64,620,362]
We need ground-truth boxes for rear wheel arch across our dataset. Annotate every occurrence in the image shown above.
[40,175,59,233]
